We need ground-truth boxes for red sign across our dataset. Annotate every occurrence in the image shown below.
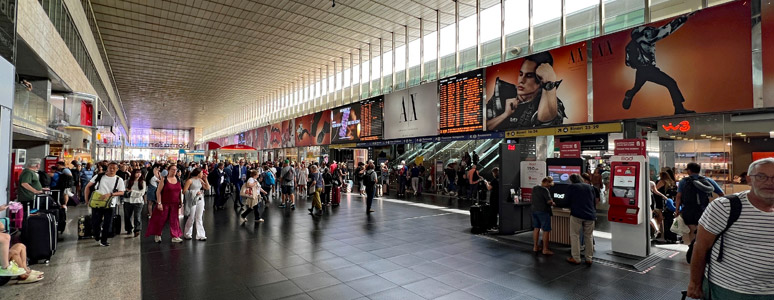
[507,144,516,151]
[80,101,93,126]
[661,120,691,132]
[558,142,581,158]
[614,139,646,156]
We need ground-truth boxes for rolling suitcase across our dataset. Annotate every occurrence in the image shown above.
[78,215,93,239]
[469,202,490,234]
[112,206,122,236]
[331,185,341,206]
[23,213,57,264]
[345,180,353,193]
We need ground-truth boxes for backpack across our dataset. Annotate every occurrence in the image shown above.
[37,170,51,188]
[682,176,714,210]
[685,195,742,269]
[363,170,376,187]
[283,168,294,183]
[624,40,644,69]
[263,171,275,186]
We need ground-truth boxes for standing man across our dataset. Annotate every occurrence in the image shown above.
[84,162,126,247]
[115,163,130,182]
[675,162,725,246]
[279,160,296,210]
[686,158,774,299]
[209,163,227,210]
[622,13,694,114]
[231,160,247,208]
[364,163,377,214]
[565,174,598,265]
[17,159,45,219]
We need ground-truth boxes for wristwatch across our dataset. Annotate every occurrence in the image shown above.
[541,79,563,91]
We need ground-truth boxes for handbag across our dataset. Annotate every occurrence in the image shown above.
[89,177,120,209]
[670,215,690,235]
[240,183,254,198]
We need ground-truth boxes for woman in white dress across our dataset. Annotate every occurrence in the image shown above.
[182,168,210,241]
[297,162,309,197]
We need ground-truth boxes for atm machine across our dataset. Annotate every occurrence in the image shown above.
[608,155,650,258]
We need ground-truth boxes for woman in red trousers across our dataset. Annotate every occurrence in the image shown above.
[146,164,184,243]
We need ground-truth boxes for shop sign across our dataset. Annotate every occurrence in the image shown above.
[520,161,546,203]
[505,122,622,138]
[558,142,581,158]
[614,139,646,156]
[329,143,357,149]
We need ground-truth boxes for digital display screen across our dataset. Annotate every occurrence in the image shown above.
[439,69,484,134]
[331,104,361,143]
[359,96,384,141]
[548,165,581,184]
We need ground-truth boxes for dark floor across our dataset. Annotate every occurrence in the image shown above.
[140,191,691,300]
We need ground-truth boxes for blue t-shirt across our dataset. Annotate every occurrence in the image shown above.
[677,174,723,195]
[566,183,597,220]
[314,172,324,188]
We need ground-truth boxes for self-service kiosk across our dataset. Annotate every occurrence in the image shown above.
[608,155,650,258]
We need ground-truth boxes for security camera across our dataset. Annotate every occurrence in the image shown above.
[509,46,522,56]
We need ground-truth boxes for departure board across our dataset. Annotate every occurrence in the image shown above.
[439,69,484,134]
[360,96,384,141]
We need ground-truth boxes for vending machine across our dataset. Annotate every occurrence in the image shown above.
[608,155,650,258]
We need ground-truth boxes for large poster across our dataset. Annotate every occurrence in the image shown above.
[592,1,752,121]
[764,0,774,107]
[485,42,588,131]
[384,82,440,139]
[255,126,269,150]
[331,104,361,143]
[280,119,295,148]
[295,110,332,147]
[270,122,282,149]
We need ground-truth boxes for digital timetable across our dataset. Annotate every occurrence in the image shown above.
[439,69,484,134]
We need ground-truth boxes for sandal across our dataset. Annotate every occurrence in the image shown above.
[17,274,44,284]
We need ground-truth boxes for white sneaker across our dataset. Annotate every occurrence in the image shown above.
[171,237,183,243]
[154,236,162,243]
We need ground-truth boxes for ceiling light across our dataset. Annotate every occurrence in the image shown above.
[735,133,743,136]
[727,142,732,146]
[770,131,774,138]
[700,134,706,137]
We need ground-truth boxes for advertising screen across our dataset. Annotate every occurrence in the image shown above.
[295,110,332,147]
[592,1,752,121]
[359,96,384,141]
[331,104,361,143]
[383,82,440,140]
[439,69,484,134]
[485,42,588,131]
[548,165,581,184]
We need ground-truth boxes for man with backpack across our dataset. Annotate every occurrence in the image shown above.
[686,158,774,299]
[675,162,725,246]
[622,12,694,115]
[279,160,296,210]
[260,164,276,205]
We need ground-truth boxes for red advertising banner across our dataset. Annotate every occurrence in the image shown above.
[484,42,588,131]
[614,139,646,156]
[295,110,332,147]
[763,0,774,107]
[592,1,752,121]
[80,101,93,126]
[255,126,269,150]
[558,141,581,158]
[280,120,295,148]
[269,123,282,149]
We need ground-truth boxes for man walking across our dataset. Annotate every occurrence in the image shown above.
[622,13,695,114]
[686,158,774,299]
[565,174,598,265]
[231,160,247,208]
[84,162,125,247]
[675,162,724,246]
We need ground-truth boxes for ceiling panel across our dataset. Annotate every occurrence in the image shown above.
[88,0,481,129]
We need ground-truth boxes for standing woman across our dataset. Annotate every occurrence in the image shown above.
[145,165,161,218]
[124,169,147,237]
[240,170,267,224]
[183,168,210,241]
[146,165,184,243]
[297,162,308,197]
[486,168,500,230]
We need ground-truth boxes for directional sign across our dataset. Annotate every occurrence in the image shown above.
[558,134,608,151]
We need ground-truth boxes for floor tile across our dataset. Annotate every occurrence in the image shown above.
[403,277,458,299]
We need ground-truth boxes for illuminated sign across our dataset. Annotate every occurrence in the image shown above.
[439,69,484,134]
[507,144,516,151]
[661,120,691,132]
[505,122,622,138]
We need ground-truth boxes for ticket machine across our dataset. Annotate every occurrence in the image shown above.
[608,155,649,258]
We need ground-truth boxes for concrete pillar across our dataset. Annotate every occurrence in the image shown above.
[0,58,15,209]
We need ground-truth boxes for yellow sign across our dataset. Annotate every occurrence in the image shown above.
[329,143,357,149]
[505,122,622,138]
[415,156,424,165]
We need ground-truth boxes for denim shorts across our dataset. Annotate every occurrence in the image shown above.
[281,185,295,195]
[532,211,552,231]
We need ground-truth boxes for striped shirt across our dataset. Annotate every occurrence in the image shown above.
[698,191,774,295]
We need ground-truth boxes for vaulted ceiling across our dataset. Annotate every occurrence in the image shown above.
[89,0,495,130]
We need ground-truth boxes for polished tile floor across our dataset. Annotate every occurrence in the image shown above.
[140,191,692,300]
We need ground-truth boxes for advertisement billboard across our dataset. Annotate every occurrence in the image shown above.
[592,1,752,121]
[280,119,295,148]
[439,69,484,134]
[295,110,332,147]
[485,42,588,131]
[269,122,282,149]
[331,104,361,143]
[255,126,269,150]
[384,82,440,140]
[763,0,774,107]
[360,96,384,141]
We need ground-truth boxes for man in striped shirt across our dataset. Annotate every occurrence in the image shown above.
[687,158,774,299]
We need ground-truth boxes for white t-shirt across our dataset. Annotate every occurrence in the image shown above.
[150,176,159,187]
[698,191,774,294]
[90,174,126,208]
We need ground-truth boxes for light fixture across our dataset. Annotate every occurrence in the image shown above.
[727,142,732,146]
[770,131,774,138]
[735,133,743,136]
[700,134,706,137]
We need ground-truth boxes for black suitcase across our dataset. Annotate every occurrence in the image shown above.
[57,207,66,233]
[111,206,121,236]
[23,214,57,264]
[78,215,93,239]
[470,202,491,233]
